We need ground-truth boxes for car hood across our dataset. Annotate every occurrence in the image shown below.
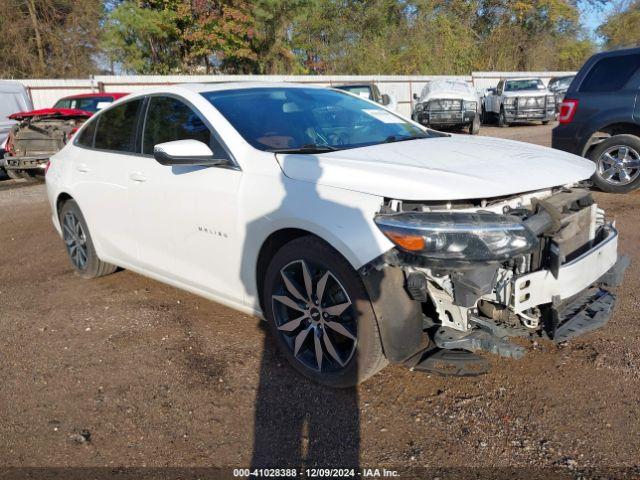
[9,108,92,121]
[276,135,595,201]
[502,90,548,97]
[419,90,477,103]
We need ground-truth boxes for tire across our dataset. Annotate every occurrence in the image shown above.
[498,107,509,128]
[59,199,118,279]
[5,168,22,180]
[480,107,488,125]
[262,236,387,387]
[590,134,640,193]
[469,115,480,135]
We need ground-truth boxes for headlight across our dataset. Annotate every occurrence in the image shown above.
[415,103,424,112]
[504,97,517,106]
[463,101,477,112]
[374,212,537,262]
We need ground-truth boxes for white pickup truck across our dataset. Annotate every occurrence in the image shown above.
[482,78,556,127]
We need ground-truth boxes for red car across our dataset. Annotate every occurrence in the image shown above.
[3,92,127,181]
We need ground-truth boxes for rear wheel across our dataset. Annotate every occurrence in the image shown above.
[590,135,640,193]
[59,199,118,278]
[262,236,387,387]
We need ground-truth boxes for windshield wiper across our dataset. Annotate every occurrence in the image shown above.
[269,143,339,154]
[384,134,429,144]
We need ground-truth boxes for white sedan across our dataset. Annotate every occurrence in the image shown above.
[46,83,626,387]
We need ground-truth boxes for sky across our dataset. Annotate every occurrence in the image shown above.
[580,1,619,42]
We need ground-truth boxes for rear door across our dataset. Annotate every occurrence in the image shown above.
[71,98,144,264]
[573,52,640,124]
[127,94,243,301]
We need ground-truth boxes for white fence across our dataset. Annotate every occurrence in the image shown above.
[11,71,576,117]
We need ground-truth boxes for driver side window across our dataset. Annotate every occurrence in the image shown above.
[142,96,228,159]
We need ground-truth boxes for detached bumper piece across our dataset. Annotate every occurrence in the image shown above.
[433,327,525,359]
[551,289,615,343]
[550,254,629,342]
[411,348,489,377]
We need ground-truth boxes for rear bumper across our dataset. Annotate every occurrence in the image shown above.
[552,124,582,155]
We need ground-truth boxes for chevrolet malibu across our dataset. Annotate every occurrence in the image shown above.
[45,83,628,387]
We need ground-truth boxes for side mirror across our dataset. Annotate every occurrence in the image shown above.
[380,93,391,106]
[153,139,226,167]
[413,93,419,100]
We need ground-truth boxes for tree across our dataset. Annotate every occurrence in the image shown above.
[0,0,102,78]
[598,0,640,49]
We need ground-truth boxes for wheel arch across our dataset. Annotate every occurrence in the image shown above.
[254,227,365,313]
[581,121,640,157]
[56,192,74,218]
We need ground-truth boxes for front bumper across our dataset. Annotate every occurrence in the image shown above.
[512,225,619,313]
[416,110,476,127]
[5,155,49,171]
[504,107,554,122]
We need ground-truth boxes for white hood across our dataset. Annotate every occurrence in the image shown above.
[276,135,595,201]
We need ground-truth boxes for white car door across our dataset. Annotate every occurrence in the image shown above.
[70,98,144,264]
[127,95,244,302]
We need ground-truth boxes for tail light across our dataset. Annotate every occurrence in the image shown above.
[5,132,14,154]
[558,99,578,124]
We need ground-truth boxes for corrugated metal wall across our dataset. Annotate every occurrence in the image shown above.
[13,72,576,116]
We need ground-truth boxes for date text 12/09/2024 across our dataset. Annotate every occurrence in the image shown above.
[233,468,400,478]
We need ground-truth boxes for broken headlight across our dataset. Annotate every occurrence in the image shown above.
[374,211,537,262]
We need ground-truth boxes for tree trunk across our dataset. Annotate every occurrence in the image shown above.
[26,0,46,75]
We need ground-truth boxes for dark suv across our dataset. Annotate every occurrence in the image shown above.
[552,47,640,193]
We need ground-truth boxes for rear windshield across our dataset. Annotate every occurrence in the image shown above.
[505,79,544,92]
[579,54,640,93]
[53,96,115,113]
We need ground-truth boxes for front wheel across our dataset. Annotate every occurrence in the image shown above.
[590,134,640,193]
[498,107,509,128]
[262,236,387,387]
[469,115,480,135]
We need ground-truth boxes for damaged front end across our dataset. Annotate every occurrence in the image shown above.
[362,187,628,371]
[4,108,91,180]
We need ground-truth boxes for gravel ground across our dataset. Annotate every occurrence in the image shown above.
[1,122,640,478]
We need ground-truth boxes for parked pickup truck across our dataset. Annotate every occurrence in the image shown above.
[482,78,555,127]
[412,79,480,134]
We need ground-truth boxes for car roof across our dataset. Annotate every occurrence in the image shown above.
[179,82,325,93]
[504,77,542,82]
[60,92,128,100]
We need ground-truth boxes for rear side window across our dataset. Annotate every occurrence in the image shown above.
[580,54,640,92]
[94,99,142,152]
[142,96,227,159]
[75,118,97,148]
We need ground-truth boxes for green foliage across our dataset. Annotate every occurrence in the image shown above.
[5,0,615,77]
[598,1,640,49]
[101,2,179,74]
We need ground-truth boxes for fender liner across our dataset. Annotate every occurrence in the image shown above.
[360,266,426,363]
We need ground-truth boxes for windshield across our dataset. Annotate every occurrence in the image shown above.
[550,77,573,90]
[505,79,544,92]
[201,87,427,152]
[335,85,373,99]
[53,96,114,113]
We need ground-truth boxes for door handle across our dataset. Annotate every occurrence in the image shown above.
[129,172,147,182]
[76,163,90,173]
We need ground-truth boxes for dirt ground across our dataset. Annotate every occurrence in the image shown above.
[1,122,640,479]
